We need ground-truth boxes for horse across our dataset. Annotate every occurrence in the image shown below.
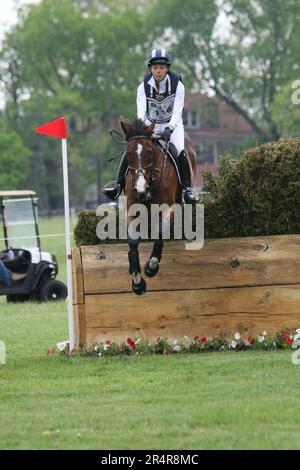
[119,118,196,295]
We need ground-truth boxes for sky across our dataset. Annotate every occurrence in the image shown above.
[0,0,39,42]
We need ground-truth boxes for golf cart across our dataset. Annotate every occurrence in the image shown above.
[0,191,67,302]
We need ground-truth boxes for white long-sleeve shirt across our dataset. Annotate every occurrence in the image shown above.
[136,74,185,131]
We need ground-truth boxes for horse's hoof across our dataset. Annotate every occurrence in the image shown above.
[132,277,146,295]
[144,260,159,278]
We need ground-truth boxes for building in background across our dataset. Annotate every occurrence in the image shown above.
[184,93,257,188]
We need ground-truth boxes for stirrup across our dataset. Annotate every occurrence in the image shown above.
[182,187,199,204]
[102,181,122,201]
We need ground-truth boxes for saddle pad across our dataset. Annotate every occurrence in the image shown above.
[154,140,181,184]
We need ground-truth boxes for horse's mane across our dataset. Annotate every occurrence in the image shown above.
[123,118,150,141]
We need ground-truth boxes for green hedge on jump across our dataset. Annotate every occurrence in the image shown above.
[74,138,300,246]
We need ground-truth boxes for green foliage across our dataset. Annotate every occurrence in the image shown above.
[73,210,100,246]
[202,138,300,238]
[0,115,30,188]
[58,329,299,356]
[271,80,300,137]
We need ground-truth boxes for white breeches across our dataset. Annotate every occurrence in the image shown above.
[154,120,185,154]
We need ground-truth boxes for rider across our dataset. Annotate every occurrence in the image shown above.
[103,48,199,204]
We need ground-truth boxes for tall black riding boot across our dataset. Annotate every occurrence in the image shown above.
[102,152,128,201]
[178,150,199,204]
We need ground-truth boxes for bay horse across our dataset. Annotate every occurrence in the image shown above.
[120,118,196,295]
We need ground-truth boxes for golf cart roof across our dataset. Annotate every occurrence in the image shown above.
[0,191,36,197]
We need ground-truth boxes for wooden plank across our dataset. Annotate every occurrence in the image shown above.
[83,285,300,346]
[72,247,84,304]
[73,304,86,348]
[81,235,300,294]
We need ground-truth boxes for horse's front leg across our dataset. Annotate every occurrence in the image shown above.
[128,236,146,295]
[144,238,163,278]
[144,212,165,278]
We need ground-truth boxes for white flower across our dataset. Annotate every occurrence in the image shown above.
[173,339,178,345]
[135,339,141,345]
[173,345,180,352]
[98,352,102,357]
[296,329,300,335]
[258,335,265,343]
[262,331,267,336]
[293,334,300,342]
[234,332,241,340]
[56,341,69,351]
[103,344,109,351]
[94,345,99,352]
[230,341,237,349]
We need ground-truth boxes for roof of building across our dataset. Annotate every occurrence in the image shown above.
[185,92,254,135]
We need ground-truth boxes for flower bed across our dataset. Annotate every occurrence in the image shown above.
[49,329,300,358]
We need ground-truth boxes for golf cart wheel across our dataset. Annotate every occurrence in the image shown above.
[39,280,67,302]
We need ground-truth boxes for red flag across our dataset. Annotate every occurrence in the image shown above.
[35,117,67,139]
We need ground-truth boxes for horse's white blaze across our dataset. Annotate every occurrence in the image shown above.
[135,143,147,193]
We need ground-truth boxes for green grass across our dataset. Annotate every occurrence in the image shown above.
[1,301,300,450]
[1,218,300,449]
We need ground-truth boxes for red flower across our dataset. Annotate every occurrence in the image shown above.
[46,348,56,355]
[127,338,137,350]
[201,336,207,343]
[286,338,293,345]
[248,336,255,345]
[105,339,111,346]
[281,332,289,339]
[194,336,199,341]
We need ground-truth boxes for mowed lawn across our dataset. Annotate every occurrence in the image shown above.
[1,218,300,449]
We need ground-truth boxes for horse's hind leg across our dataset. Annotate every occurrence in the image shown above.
[144,238,164,278]
[128,237,146,295]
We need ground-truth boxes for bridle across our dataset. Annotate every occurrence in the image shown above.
[126,135,166,190]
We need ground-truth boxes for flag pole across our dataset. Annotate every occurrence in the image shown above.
[35,117,74,351]
[61,137,74,352]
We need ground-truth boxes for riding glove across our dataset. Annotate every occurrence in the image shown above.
[161,127,173,142]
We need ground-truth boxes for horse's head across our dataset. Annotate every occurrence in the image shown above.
[120,118,156,202]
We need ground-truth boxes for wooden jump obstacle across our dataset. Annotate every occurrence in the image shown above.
[72,234,300,348]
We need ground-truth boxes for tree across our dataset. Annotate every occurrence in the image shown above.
[147,0,300,141]
[0,115,30,188]
[0,0,149,209]
[271,80,300,138]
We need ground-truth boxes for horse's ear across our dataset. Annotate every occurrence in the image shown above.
[120,118,131,136]
[145,121,155,136]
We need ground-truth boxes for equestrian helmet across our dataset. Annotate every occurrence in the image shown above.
[147,48,171,66]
